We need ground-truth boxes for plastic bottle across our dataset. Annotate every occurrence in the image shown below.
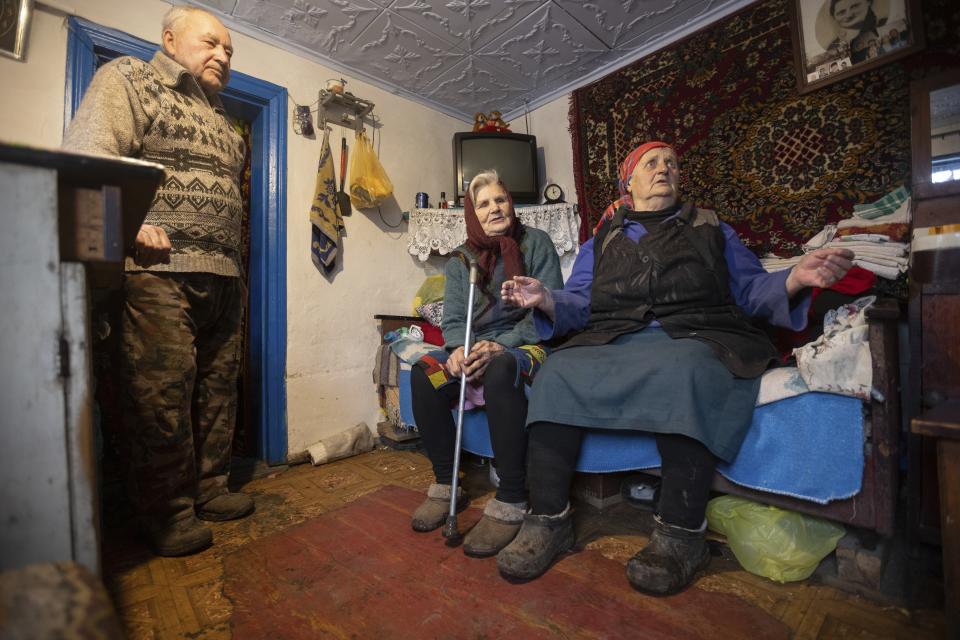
[439,192,448,209]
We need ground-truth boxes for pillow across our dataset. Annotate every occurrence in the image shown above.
[416,301,444,327]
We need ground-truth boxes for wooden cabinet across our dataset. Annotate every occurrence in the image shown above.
[0,144,161,575]
[907,220,959,541]
[907,69,960,543]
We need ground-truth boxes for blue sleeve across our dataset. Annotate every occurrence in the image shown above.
[722,223,810,330]
[533,238,595,339]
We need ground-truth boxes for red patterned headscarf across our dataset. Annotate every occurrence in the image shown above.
[464,185,525,286]
[594,140,676,234]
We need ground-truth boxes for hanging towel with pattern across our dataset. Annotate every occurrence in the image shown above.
[310,129,344,273]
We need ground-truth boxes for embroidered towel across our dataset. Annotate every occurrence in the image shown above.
[310,129,343,273]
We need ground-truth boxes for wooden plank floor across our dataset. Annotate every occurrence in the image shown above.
[100,448,946,639]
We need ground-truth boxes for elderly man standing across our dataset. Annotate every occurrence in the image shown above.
[63,5,253,556]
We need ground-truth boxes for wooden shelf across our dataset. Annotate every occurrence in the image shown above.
[318,90,374,129]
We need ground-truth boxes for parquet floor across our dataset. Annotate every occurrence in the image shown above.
[100,447,946,639]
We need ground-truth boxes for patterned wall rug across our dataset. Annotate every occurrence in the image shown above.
[569,0,960,256]
[223,485,790,639]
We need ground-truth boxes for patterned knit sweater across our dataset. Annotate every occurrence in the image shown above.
[63,52,246,276]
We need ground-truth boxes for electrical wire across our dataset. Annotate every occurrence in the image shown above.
[378,206,404,229]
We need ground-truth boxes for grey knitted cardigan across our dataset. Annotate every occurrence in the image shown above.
[442,226,563,349]
[63,52,246,277]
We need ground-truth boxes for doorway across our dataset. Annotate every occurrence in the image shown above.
[64,17,288,465]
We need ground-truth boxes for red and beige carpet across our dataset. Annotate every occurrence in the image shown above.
[223,484,789,639]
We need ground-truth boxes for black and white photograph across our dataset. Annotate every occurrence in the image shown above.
[791,0,924,93]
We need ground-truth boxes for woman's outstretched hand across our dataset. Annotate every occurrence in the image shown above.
[501,276,555,319]
[785,247,855,297]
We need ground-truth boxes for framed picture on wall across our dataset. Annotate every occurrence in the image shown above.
[790,0,925,94]
[0,0,32,61]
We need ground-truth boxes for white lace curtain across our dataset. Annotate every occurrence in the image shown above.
[407,202,581,261]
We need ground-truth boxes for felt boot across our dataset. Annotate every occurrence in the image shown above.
[626,514,710,596]
[197,492,255,522]
[496,504,574,580]
[149,515,213,557]
[411,483,466,532]
[463,499,526,558]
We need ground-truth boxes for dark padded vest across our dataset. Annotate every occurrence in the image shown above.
[559,203,778,378]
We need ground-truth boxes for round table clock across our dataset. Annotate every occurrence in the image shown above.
[543,183,565,204]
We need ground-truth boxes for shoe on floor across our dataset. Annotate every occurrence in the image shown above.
[149,515,213,557]
[197,492,255,522]
[625,514,711,596]
[496,504,574,580]
[411,483,467,532]
[463,499,525,558]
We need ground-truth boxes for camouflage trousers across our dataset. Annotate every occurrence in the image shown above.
[120,272,243,529]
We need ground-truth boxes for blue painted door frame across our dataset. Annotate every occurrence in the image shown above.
[64,17,288,465]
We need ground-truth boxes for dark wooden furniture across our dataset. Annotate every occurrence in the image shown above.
[911,401,960,637]
[0,144,162,576]
[716,300,901,535]
[907,68,960,545]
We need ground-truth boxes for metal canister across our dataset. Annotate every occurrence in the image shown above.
[415,192,429,208]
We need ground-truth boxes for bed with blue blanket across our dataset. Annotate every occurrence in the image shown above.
[392,299,901,535]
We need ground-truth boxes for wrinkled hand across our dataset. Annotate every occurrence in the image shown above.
[501,276,554,318]
[134,224,171,267]
[785,247,855,296]
[446,346,467,378]
[445,340,505,382]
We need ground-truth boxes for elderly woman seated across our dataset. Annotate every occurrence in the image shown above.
[498,141,854,595]
[410,170,562,557]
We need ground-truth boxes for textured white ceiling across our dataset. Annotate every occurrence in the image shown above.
[192,0,753,123]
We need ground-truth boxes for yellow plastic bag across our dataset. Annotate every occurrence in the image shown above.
[349,131,393,209]
[706,495,845,583]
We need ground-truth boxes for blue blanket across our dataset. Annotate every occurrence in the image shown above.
[397,369,864,505]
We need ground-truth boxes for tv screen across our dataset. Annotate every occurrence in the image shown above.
[454,132,539,205]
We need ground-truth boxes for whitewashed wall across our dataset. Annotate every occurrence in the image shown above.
[0,0,580,457]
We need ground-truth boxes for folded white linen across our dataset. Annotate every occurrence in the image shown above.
[837,197,911,229]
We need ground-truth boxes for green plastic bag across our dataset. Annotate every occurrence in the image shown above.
[706,495,845,583]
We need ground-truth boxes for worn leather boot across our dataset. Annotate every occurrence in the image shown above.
[463,499,526,558]
[150,515,213,557]
[626,514,710,596]
[197,492,255,522]
[411,483,467,532]
[496,504,574,580]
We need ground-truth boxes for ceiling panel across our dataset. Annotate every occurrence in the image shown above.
[387,0,546,52]
[477,3,609,89]
[422,55,530,117]
[231,0,383,55]
[190,0,751,122]
[338,9,466,92]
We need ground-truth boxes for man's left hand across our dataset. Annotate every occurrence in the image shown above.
[786,247,855,296]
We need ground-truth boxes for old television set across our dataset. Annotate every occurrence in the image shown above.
[453,132,540,206]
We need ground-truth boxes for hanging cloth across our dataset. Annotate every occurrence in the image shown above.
[310,129,344,273]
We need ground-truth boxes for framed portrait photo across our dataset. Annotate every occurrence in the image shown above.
[0,0,32,61]
[790,0,925,94]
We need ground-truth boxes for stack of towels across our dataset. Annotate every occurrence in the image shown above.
[761,186,911,280]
